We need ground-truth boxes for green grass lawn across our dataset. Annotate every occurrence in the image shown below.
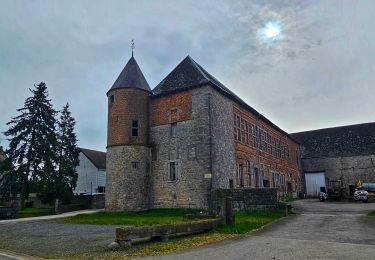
[62,208,203,226]
[18,207,55,218]
[214,209,286,234]
[66,209,286,259]
[369,210,375,217]
[63,208,285,233]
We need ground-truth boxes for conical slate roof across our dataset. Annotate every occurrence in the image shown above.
[153,55,236,97]
[109,56,151,93]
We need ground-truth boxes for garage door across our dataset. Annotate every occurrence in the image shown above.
[305,172,326,197]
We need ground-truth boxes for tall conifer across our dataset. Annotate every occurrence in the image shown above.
[39,103,79,204]
[2,82,57,207]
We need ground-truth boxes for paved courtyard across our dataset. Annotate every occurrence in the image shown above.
[146,200,375,260]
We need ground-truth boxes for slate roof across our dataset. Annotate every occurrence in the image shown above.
[109,56,151,93]
[291,122,375,158]
[79,148,106,170]
[153,55,237,97]
[153,55,295,141]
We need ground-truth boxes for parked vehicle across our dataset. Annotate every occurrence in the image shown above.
[318,179,345,202]
[319,191,328,202]
[354,189,369,202]
[326,180,345,200]
[354,182,374,202]
[362,183,375,192]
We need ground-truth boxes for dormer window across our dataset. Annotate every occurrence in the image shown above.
[132,120,139,136]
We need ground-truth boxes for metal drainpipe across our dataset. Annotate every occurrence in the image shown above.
[208,94,213,190]
[256,116,261,187]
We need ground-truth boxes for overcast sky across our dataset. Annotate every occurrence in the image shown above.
[1,0,374,152]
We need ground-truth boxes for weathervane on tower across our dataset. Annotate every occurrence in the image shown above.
[131,39,135,57]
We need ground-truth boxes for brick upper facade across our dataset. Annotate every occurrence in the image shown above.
[105,55,302,211]
[233,102,300,193]
[150,91,192,126]
[107,88,150,147]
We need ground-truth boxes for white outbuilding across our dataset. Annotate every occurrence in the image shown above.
[74,148,106,195]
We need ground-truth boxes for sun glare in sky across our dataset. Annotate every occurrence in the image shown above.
[260,21,282,44]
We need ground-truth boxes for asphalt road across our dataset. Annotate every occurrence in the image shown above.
[145,200,375,260]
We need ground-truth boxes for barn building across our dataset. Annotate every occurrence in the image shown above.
[106,54,301,211]
[291,123,375,197]
[74,148,106,195]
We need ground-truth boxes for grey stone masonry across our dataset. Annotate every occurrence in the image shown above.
[301,154,375,195]
[105,145,150,211]
[150,85,236,209]
[205,86,236,189]
[211,188,278,212]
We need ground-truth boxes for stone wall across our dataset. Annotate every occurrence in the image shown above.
[0,207,17,220]
[149,86,236,209]
[150,88,211,209]
[211,188,278,212]
[208,87,236,189]
[106,145,150,211]
[301,154,375,195]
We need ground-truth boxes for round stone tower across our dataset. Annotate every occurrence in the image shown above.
[105,54,152,211]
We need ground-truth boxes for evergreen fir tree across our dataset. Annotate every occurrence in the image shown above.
[2,82,57,208]
[0,154,20,201]
[39,103,79,204]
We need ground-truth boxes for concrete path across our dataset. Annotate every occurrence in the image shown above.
[145,200,375,260]
[0,209,101,225]
[0,250,40,260]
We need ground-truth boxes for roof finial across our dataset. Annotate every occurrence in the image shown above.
[131,39,135,57]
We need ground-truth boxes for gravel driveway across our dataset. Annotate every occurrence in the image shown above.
[145,200,375,260]
[0,220,116,259]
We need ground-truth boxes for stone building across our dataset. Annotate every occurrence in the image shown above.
[291,123,375,196]
[106,54,301,211]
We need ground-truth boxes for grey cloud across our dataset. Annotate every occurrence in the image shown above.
[1,0,374,150]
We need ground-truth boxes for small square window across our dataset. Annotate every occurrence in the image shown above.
[132,120,139,137]
[170,109,178,123]
[169,161,177,181]
[229,179,234,189]
[131,162,139,169]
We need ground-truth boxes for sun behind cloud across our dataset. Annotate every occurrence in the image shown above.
[260,21,282,44]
